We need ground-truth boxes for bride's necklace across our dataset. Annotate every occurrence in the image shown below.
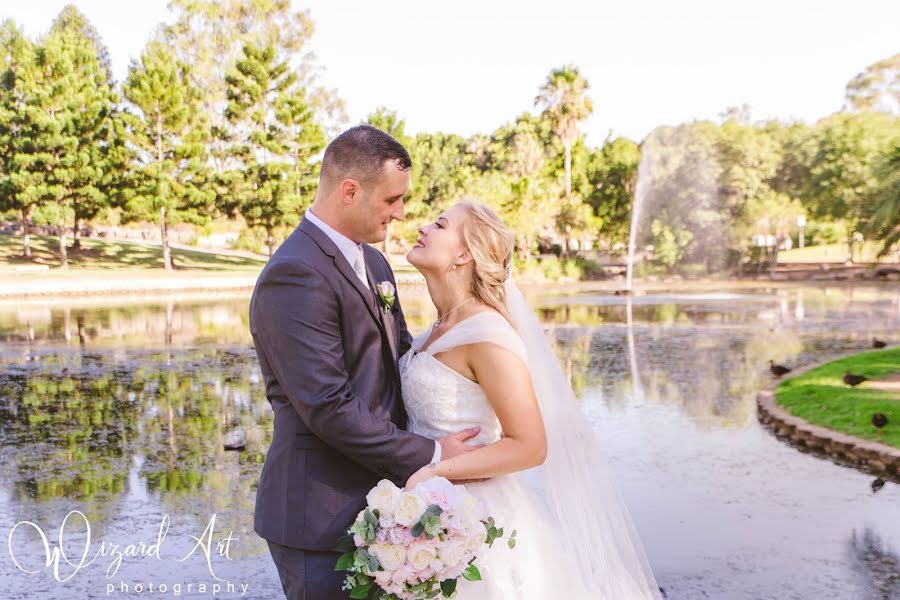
[432,297,475,330]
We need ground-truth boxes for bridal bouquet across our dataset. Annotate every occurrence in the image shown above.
[334,477,515,599]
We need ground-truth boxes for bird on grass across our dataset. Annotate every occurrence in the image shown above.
[843,372,868,387]
[871,412,888,429]
[873,338,887,348]
[769,360,792,377]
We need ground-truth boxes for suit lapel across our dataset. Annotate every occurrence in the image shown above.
[366,262,399,365]
[299,219,399,379]
[299,219,382,327]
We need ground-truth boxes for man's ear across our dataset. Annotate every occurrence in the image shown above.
[338,178,359,205]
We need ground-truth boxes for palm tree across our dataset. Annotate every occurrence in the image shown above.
[867,143,900,259]
[535,65,593,201]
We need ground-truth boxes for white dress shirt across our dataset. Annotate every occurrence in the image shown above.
[304,208,441,466]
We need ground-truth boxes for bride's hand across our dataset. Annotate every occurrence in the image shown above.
[404,465,435,490]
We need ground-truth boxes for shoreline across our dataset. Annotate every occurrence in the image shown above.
[757,348,900,481]
[2,268,899,301]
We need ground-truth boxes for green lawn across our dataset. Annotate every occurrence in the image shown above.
[775,347,900,449]
[778,242,898,264]
[0,232,266,275]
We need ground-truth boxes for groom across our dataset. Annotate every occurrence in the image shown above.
[249,125,479,599]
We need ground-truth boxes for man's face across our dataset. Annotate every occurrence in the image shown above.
[353,160,409,244]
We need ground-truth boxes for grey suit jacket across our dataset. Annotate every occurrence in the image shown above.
[249,217,435,551]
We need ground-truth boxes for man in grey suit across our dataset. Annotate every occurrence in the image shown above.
[249,125,479,599]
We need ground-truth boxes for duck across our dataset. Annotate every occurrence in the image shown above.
[873,338,887,348]
[843,372,868,387]
[768,360,792,377]
[871,412,888,429]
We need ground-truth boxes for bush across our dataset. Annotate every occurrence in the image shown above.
[232,228,267,254]
[805,221,847,246]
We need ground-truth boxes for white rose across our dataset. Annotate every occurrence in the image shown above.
[437,538,469,568]
[456,495,483,525]
[388,526,407,546]
[379,514,396,529]
[370,542,407,572]
[367,480,401,515]
[407,541,438,571]
[394,491,427,527]
[373,568,393,587]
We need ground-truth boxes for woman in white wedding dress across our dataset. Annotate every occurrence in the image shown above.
[399,201,662,599]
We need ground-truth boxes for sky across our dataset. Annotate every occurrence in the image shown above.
[5,0,899,145]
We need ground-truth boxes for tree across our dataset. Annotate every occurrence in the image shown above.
[366,106,411,148]
[9,20,112,268]
[0,19,37,258]
[124,40,213,271]
[225,43,320,257]
[48,6,119,252]
[583,136,640,249]
[865,143,900,258]
[162,0,343,175]
[845,53,899,115]
[806,112,900,261]
[535,66,593,200]
[535,66,593,256]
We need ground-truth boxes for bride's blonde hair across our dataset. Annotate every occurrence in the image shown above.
[457,200,514,323]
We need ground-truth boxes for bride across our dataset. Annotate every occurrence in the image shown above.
[399,201,661,599]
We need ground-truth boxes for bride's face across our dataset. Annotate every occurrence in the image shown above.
[406,204,471,274]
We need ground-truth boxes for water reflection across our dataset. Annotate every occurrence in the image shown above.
[0,282,898,598]
[850,529,900,600]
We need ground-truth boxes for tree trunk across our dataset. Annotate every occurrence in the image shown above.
[769,239,780,276]
[72,217,82,252]
[77,314,86,346]
[266,227,275,258]
[58,224,68,269]
[161,207,172,271]
[564,143,572,200]
[21,205,33,259]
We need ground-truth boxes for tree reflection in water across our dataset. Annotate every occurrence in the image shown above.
[850,528,900,600]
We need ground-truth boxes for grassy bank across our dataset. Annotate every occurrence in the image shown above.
[775,347,900,449]
[0,233,266,278]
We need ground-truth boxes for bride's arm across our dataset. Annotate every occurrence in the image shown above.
[405,343,547,488]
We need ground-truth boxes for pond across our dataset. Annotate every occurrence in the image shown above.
[0,281,898,599]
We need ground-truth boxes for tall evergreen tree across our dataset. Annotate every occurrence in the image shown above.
[0,19,37,258]
[123,40,213,271]
[49,6,119,252]
[10,22,110,268]
[225,43,321,256]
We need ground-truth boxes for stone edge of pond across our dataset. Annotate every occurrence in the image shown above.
[756,347,900,481]
[0,273,430,299]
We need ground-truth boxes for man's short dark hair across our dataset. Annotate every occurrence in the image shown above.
[319,125,412,189]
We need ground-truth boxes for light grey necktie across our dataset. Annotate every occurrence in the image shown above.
[353,245,370,289]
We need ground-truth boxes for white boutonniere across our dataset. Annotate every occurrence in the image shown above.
[375,281,396,310]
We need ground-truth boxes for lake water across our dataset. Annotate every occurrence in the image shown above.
[0,281,898,599]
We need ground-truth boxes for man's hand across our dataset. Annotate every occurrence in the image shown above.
[438,426,482,460]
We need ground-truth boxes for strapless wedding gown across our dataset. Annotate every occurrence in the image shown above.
[400,311,654,599]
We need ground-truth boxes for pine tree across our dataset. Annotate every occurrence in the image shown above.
[0,19,37,258]
[225,43,322,256]
[123,40,213,271]
[48,7,118,253]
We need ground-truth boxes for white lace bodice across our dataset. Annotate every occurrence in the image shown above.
[400,311,527,446]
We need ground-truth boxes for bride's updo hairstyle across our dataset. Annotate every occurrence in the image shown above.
[457,200,515,324]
